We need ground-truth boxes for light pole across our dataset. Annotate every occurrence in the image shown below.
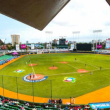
[72,31,80,50]
[93,30,102,50]
[3,39,6,44]
[45,31,53,49]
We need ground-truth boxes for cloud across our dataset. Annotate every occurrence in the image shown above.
[1,0,110,43]
[105,22,110,26]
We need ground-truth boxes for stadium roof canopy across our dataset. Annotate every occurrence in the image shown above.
[0,0,70,30]
[106,0,110,6]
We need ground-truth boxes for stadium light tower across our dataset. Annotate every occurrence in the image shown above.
[93,30,102,50]
[72,31,80,49]
[45,31,53,49]
[72,31,80,43]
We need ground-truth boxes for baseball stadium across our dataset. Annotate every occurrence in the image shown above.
[0,0,110,110]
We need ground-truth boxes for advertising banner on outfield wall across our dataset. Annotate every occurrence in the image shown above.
[89,102,110,109]
[31,44,34,49]
[16,44,19,50]
[99,50,110,53]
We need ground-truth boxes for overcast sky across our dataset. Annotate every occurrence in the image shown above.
[0,0,110,43]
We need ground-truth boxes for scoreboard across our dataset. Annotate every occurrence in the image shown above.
[77,44,92,51]
[59,39,66,45]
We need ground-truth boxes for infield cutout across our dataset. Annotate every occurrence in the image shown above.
[49,67,58,70]
[23,74,48,82]
[77,69,89,73]
[60,62,68,64]
[29,64,37,66]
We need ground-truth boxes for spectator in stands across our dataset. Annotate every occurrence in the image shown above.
[54,104,57,108]
[25,102,29,106]
[45,104,48,108]
[32,108,37,110]
[0,97,2,101]
[2,99,4,105]
[20,106,25,110]
[65,106,68,110]
[42,103,46,108]
[54,99,57,104]
[59,99,62,105]
[48,99,51,104]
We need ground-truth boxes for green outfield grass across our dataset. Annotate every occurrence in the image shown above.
[0,53,110,98]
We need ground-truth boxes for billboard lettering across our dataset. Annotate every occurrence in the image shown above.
[21,44,26,49]
[97,45,102,49]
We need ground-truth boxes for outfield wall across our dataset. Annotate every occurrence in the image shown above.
[0,49,96,55]
[99,50,110,54]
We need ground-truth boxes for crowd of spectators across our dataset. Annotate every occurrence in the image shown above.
[0,96,91,110]
[0,56,19,65]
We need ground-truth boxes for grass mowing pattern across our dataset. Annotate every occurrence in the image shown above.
[0,53,110,98]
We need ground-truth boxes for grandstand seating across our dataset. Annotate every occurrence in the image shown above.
[0,96,90,110]
[0,55,19,65]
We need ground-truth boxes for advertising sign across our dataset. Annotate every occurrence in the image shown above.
[97,45,102,49]
[31,44,34,49]
[35,44,40,48]
[46,44,51,48]
[70,44,74,50]
[65,40,68,45]
[26,44,31,47]
[16,44,19,50]
[106,39,110,49]
[57,40,59,45]
[89,102,110,109]
[99,50,110,53]
[1,45,7,50]
[21,44,26,49]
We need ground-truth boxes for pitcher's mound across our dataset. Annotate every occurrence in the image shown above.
[49,67,58,70]
[29,64,37,66]
[60,62,68,64]
[77,69,89,73]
